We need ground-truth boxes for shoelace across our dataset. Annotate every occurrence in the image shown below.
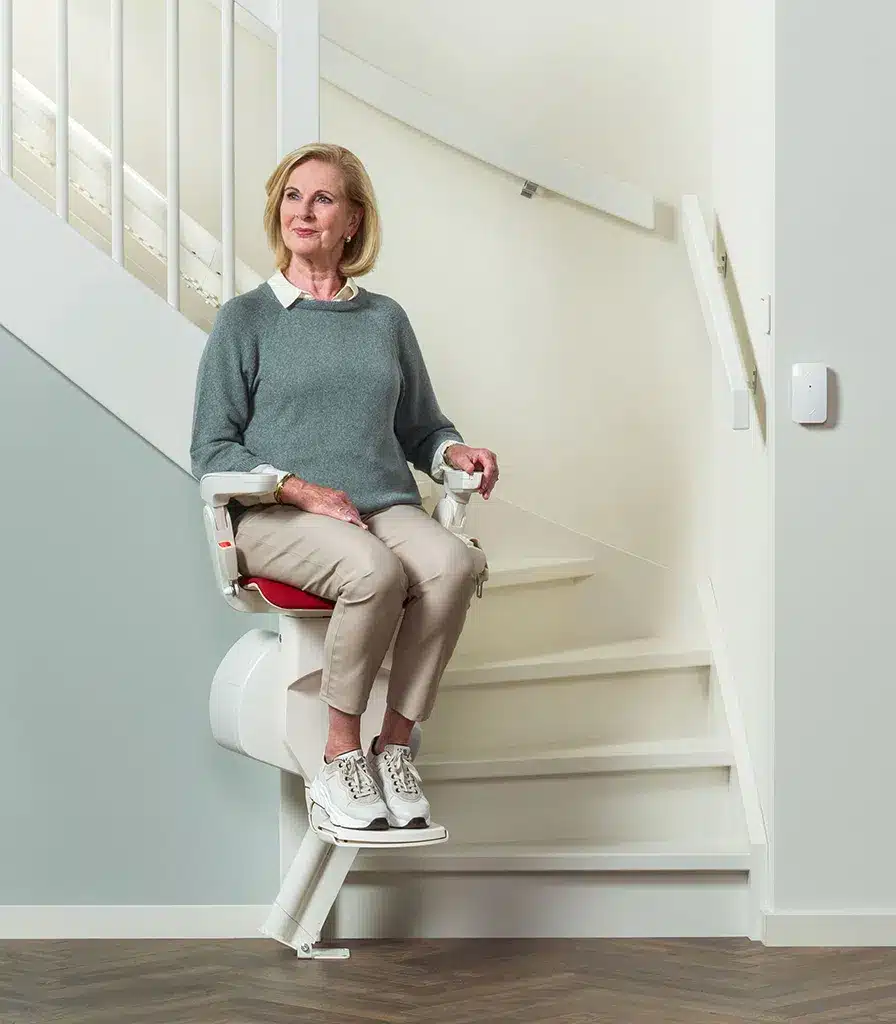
[337,754,378,798]
[383,747,422,796]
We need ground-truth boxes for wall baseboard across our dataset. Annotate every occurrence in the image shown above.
[0,906,270,940]
[763,911,896,947]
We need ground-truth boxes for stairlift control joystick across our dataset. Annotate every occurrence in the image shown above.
[433,469,482,532]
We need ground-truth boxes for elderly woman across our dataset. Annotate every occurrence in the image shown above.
[191,144,498,833]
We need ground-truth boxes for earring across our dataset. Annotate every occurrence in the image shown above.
[345,235,352,243]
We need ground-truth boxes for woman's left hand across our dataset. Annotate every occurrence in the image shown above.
[444,444,499,500]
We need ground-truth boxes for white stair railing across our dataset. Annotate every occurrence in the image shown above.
[0,0,658,320]
[0,0,10,175]
[110,0,124,264]
[55,0,68,221]
[8,72,263,306]
[0,0,276,314]
[166,0,181,307]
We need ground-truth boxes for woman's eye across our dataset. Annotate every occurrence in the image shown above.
[316,195,332,204]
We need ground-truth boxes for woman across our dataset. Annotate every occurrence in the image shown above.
[191,144,499,833]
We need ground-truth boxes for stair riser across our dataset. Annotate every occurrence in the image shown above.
[455,575,663,663]
[424,667,711,758]
[423,768,742,846]
[333,874,751,938]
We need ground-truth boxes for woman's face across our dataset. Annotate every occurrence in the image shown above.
[279,159,362,267]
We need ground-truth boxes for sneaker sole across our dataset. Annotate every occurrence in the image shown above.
[387,813,430,830]
[309,781,389,831]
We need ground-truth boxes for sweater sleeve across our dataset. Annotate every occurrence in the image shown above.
[392,305,463,475]
[190,300,263,479]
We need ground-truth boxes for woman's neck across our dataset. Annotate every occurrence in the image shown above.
[283,257,346,301]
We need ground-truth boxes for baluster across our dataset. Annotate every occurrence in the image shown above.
[166,0,179,308]
[278,0,319,156]
[221,0,235,302]
[110,0,124,264]
[0,0,11,177]
[56,0,68,220]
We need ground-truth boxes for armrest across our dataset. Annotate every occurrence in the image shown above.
[200,472,278,507]
[199,472,276,599]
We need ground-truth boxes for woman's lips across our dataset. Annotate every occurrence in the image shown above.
[294,228,316,237]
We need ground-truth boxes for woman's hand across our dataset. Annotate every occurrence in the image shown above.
[443,444,499,500]
[279,477,368,529]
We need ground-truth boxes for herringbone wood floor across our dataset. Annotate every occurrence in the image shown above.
[3,938,896,1023]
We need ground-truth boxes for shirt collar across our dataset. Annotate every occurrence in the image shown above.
[267,271,358,308]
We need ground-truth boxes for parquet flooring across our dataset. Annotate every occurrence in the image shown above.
[3,938,896,1023]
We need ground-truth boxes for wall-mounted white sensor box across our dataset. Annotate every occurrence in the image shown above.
[791,363,828,424]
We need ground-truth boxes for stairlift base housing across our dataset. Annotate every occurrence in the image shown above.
[201,469,483,958]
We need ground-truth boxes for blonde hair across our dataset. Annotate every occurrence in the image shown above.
[263,143,381,277]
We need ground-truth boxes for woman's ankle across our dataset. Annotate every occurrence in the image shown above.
[325,707,362,762]
[376,709,415,752]
[324,742,361,763]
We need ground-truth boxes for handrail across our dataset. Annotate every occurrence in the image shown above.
[225,0,656,230]
[681,195,751,430]
[321,41,655,230]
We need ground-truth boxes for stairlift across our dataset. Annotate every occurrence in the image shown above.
[200,469,485,959]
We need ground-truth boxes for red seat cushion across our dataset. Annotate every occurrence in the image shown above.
[239,576,335,611]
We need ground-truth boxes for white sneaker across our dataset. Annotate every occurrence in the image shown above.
[309,750,390,831]
[367,738,431,829]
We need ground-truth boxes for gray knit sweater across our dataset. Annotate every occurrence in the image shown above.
[190,282,463,514]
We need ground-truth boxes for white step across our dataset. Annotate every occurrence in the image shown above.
[422,767,741,848]
[417,737,731,782]
[425,645,712,759]
[443,638,711,689]
[353,839,750,874]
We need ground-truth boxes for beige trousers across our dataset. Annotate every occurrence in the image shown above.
[234,503,482,721]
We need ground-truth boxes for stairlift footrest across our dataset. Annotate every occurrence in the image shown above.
[308,800,449,848]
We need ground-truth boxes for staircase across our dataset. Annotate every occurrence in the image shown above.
[0,0,763,940]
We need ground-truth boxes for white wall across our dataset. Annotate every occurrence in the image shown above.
[709,3,775,822]
[772,0,896,917]
[13,0,714,585]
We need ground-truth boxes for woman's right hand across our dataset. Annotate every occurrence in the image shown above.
[279,477,368,530]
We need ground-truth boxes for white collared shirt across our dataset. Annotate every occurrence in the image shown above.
[250,272,457,489]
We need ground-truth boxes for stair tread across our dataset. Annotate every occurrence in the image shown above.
[417,738,732,780]
[444,638,712,687]
[484,555,597,587]
[354,839,751,873]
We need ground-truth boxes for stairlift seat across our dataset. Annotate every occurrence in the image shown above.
[240,576,335,612]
